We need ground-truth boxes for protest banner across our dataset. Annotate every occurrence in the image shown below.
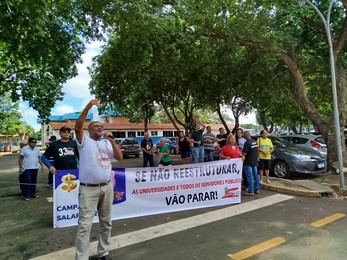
[53,159,242,228]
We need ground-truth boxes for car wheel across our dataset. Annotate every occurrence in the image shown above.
[271,161,290,179]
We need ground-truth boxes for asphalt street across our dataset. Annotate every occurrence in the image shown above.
[22,155,347,260]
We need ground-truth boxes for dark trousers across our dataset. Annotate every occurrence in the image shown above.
[143,155,154,167]
[48,172,53,185]
[22,169,38,198]
[242,166,248,188]
[19,173,24,193]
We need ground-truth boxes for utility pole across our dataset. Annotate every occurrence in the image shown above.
[304,0,345,190]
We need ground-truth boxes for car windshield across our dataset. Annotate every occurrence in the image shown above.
[270,136,295,147]
[115,139,123,145]
[130,139,138,144]
[254,135,294,148]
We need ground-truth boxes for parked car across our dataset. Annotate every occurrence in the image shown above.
[280,134,327,159]
[114,138,141,158]
[252,135,327,179]
[156,138,177,154]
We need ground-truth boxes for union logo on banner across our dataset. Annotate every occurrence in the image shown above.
[110,168,126,204]
[222,187,240,198]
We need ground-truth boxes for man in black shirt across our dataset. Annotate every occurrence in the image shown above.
[42,126,79,179]
[45,135,57,187]
[242,131,259,196]
[215,127,230,160]
[141,131,154,167]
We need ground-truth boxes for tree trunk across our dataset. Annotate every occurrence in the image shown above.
[216,103,231,133]
[258,111,267,131]
[280,51,347,167]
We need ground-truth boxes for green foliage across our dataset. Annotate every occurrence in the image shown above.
[0,0,103,119]
[0,93,21,135]
[0,94,35,137]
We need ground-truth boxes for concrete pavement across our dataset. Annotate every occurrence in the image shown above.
[261,177,334,198]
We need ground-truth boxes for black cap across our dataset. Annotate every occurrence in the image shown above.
[60,126,71,132]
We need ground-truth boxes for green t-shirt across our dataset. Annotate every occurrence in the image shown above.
[160,145,172,163]
[191,130,203,147]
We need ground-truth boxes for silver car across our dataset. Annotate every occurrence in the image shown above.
[280,134,327,159]
[114,138,141,158]
[253,135,327,179]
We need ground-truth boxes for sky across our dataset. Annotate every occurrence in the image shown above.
[20,41,256,131]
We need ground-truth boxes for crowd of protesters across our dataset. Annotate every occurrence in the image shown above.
[15,114,271,259]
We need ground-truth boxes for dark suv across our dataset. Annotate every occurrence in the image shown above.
[114,138,141,158]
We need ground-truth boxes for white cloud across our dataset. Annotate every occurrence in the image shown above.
[62,41,102,99]
[54,105,75,115]
[21,107,39,122]
[62,77,93,99]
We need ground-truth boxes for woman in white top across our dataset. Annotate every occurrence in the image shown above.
[18,137,43,201]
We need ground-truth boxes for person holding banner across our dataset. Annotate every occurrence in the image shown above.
[75,99,123,260]
[41,128,79,188]
[220,134,243,160]
[157,138,172,166]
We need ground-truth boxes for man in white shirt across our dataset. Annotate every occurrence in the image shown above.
[74,99,122,260]
[18,137,43,201]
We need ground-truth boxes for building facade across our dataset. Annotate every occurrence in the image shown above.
[39,112,234,145]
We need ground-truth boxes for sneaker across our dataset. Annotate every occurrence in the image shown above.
[23,197,30,201]
[31,195,39,198]
[254,191,260,194]
[243,192,255,196]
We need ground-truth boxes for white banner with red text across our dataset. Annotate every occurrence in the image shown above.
[53,159,242,228]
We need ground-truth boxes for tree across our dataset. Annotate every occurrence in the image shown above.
[86,0,346,167]
[0,0,102,119]
[186,0,347,166]
[0,92,35,138]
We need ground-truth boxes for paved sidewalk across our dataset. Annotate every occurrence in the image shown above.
[262,177,334,197]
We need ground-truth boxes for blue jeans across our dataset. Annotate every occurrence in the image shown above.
[191,146,204,163]
[22,169,38,198]
[143,155,154,167]
[204,149,214,162]
[244,166,259,193]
